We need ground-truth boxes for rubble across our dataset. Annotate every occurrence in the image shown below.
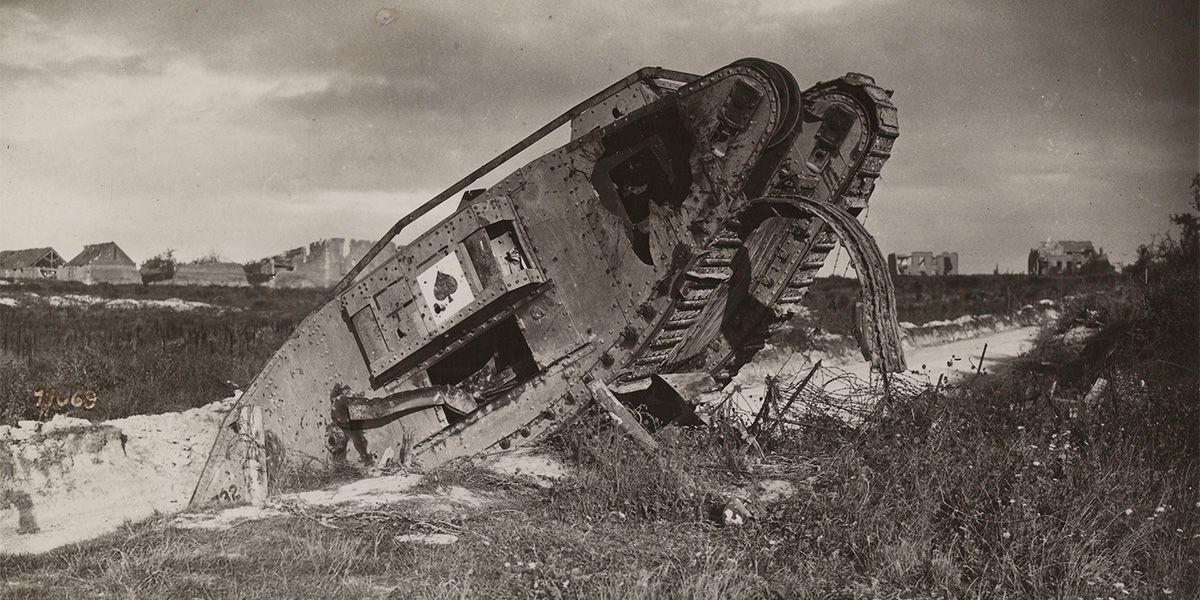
[722,498,752,526]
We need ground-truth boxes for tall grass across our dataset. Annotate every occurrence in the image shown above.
[801,273,1123,337]
[0,282,323,425]
[2,191,1195,596]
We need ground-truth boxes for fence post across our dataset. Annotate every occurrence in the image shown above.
[239,405,268,506]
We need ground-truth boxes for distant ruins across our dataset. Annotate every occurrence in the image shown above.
[1028,241,1099,275]
[61,242,141,285]
[0,238,391,288]
[0,247,65,280]
[888,251,958,276]
[165,262,250,287]
[245,238,396,288]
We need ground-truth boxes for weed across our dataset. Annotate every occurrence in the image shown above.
[3,188,1196,598]
[0,281,323,425]
[272,456,365,494]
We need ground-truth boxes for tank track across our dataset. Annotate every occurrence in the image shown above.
[622,73,898,384]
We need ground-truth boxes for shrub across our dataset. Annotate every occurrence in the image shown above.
[139,249,177,284]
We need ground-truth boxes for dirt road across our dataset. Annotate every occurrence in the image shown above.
[726,326,1043,416]
[848,325,1040,383]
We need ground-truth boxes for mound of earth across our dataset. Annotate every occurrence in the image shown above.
[1,397,235,554]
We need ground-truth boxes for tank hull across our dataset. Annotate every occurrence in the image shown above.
[191,60,903,507]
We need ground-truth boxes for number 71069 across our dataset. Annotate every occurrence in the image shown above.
[33,389,98,410]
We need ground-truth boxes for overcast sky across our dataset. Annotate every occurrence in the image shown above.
[2,0,1196,272]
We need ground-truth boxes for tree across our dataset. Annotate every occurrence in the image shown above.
[1121,174,1199,281]
[1166,174,1200,269]
[192,248,225,265]
[139,249,177,284]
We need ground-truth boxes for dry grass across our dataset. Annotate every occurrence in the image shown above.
[4,272,1198,598]
[0,281,323,425]
[3,281,1196,598]
[3,201,1196,597]
[4,364,1195,599]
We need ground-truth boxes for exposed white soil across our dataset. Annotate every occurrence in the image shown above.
[172,474,489,531]
[482,447,567,488]
[0,292,224,312]
[1,397,236,554]
[394,532,460,545]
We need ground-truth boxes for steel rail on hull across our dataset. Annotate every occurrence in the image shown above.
[189,67,698,508]
[326,67,700,303]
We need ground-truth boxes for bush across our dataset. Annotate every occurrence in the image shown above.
[138,249,177,284]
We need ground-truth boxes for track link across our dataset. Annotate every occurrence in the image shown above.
[623,73,899,383]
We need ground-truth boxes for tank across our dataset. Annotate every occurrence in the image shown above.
[191,58,905,506]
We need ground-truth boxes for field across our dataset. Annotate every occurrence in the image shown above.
[2,261,1195,598]
[0,274,1118,427]
[2,326,1196,597]
[788,273,1121,338]
[0,281,325,425]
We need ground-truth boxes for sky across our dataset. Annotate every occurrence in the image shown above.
[1,0,1196,273]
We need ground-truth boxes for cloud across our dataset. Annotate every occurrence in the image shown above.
[0,7,144,70]
[0,0,1195,272]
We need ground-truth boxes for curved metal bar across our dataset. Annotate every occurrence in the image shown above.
[740,196,906,373]
[332,385,477,425]
[327,67,700,301]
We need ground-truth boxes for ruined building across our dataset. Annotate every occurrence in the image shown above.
[0,247,65,280]
[61,242,140,284]
[247,238,396,288]
[888,251,958,276]
[0,239,391,288]
[1028,241,1096,275]
[166,262,251,287]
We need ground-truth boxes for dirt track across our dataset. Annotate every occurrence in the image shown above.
[848,326,1039,382]
[725,325,1043,418]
